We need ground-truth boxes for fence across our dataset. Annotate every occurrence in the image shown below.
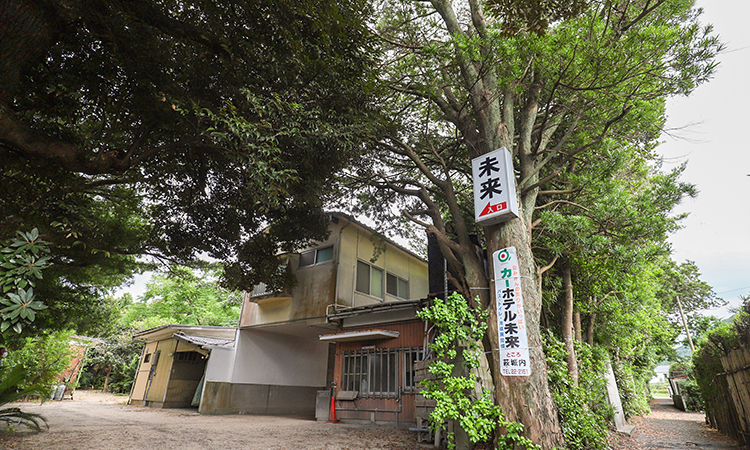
[709,347,750,444]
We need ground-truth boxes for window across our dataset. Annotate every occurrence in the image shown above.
[386,273,409,299]
[342,349,398,397]
[299,246,334,268]
[356,261,383,298]
[402,348,424,393]
[174,351,202,363]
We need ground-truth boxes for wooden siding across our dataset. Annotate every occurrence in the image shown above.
[146,339,178,403]
[130,341,158,402]
[332,319,426,423]
[712,347,750,444]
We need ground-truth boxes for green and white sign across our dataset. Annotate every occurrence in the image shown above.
[492,246,530,377]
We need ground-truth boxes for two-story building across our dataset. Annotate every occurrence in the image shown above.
[198,213,430,423]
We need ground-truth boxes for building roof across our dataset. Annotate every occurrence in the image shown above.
[329,212,426,263]
[173,332,235,350]
[132,324,237,342]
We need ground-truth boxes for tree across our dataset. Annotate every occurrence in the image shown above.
[121,265,242,330]
[0,0,382,293]
[534,151,697,383]
[343,0,720,446]
[0,229,50,335]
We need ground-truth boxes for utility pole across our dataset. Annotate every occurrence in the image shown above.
[676,295,695,352]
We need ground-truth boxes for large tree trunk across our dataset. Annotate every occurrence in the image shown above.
[561,260,579,387]
[484,220,564,449]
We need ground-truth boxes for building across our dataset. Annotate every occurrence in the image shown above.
[199,213,430,422]
[129,325,236,408]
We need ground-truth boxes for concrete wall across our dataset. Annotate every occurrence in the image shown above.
[200,327,329,415]
[199,381,319,416]
[231,328,328,386]
[204,346,235,384]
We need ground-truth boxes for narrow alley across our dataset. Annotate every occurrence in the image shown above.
[616,398,744,449]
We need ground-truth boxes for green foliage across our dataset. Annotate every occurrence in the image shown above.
[544,332,612,450]
[0,365,48,432]
[417,293,539,450]
[78,337,142,394]
[4,330,74,396]
[2,0,383,297]
[121,265,241,330]
[677,378,703,412]
[612,358,650,418]
[0,230,50,334]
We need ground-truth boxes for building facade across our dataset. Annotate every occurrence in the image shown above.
[199,213,430,421]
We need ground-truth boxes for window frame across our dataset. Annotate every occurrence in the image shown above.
[298,245,334,268]
[340,347,425,398]
[355,260,384,299]
[402,347,424,393]
[341,348,398,398]
[386,273,410,300]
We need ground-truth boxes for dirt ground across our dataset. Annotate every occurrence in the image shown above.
[615,398,743,450]
[1,390,430,450]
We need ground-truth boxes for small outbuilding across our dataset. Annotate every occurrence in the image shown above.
[129,324,236,408]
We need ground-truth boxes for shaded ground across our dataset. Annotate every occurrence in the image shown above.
[1,390,428,450]
[616,398,743,450]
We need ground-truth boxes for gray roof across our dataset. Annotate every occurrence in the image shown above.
[173,332,235,350]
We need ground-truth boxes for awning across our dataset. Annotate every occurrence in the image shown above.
[319,329,399,342]
[173,332,235,350]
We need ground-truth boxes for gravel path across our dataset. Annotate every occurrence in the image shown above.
[615,398,743,450]
[1,391,428,450]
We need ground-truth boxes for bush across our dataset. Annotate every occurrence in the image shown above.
[79,337,143,394]
[4,329,74,397]
[544,332,613,450]
[0,365,48,432]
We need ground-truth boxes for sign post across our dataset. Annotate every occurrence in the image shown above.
[492,246,531,377]
[472,147,518,225]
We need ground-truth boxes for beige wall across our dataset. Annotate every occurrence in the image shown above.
[241,217,428,326]
[145,339,178,403]
[337,222,428,308]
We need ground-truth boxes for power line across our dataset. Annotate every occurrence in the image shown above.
[716,285,750,295]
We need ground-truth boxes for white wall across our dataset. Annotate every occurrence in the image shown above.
[203,330,239,383]
[230,328,329,387]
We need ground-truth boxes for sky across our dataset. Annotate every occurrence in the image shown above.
[657,0,750,319]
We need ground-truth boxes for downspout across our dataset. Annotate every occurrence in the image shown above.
[332,217,352,314]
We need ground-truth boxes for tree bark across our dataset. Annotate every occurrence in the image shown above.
[585,312,596,347]
[485,220,564,449]
[103,366,112,393]
[561,260,579,387]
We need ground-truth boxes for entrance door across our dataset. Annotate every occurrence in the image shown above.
[130,342,158,403]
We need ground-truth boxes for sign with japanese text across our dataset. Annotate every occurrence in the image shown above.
[472,148,519,225]
[492,246,531,377]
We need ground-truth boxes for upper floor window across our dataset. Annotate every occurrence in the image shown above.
[356,260,383,298]
[386,273,409,300]
[299,245,334,268]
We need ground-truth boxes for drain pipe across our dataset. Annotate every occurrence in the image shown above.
[331,217,352,315]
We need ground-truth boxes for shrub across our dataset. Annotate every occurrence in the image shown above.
[544,332,613,450]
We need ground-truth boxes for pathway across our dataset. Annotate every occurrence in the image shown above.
[616,398,743,449]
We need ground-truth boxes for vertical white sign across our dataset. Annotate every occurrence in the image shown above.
[472,148,519,225]
[492,246,531,377]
